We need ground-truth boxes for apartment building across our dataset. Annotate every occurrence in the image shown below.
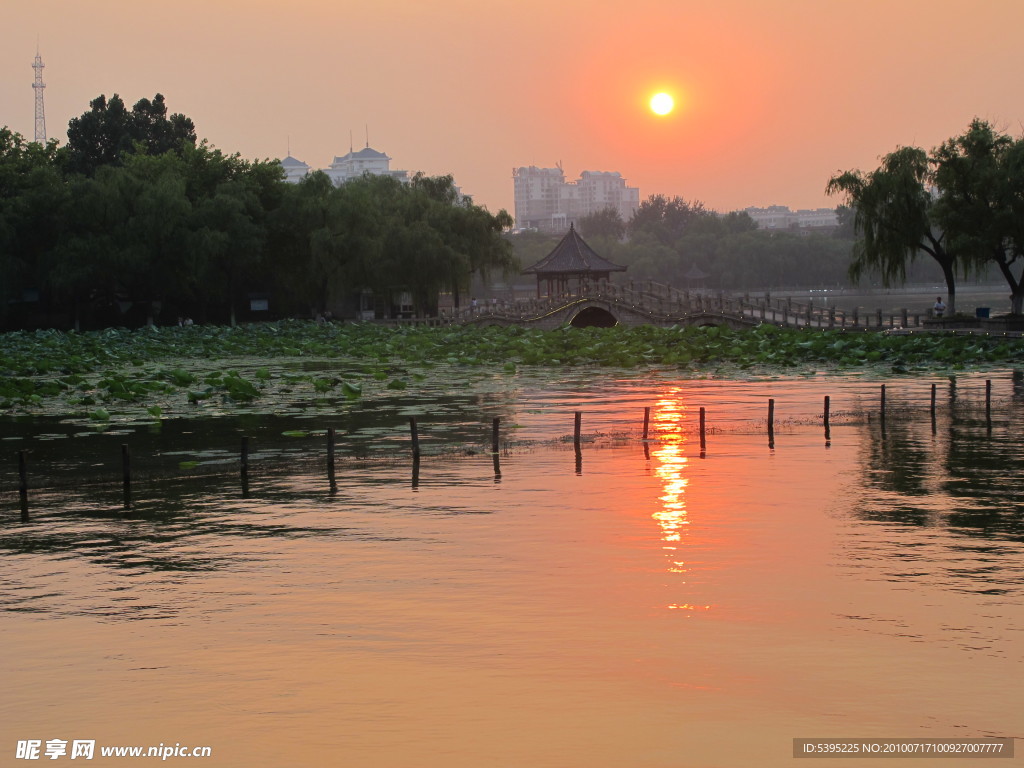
[743,206,838,231]
[513,165,640,233]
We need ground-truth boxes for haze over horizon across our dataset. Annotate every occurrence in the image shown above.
[4,0,1024,217]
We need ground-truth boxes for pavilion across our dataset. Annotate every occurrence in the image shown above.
[522,223,627,298]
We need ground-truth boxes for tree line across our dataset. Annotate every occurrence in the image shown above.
[1,93,514,330]
[510,196,887,293]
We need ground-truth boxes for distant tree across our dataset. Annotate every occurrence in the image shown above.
[0,129,65,320]
[273,173,515,316]
[505,230,560,270]
[577,207,626,240]
[719,210,758,235]
[65,93,196,176]
[827,146,960,314]
[409,171,462,205]
[110,153,195,325]
[832,204,857,240]
[627,194,710,245]
[46,171,124,329]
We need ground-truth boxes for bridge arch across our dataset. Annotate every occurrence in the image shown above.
[569,306,618,328]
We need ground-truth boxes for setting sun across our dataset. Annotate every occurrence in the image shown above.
[650,92,675,116]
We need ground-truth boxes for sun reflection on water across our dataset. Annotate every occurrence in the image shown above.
[651,391,710,613]
[651,394,689,572]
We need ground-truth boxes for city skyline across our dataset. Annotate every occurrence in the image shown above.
[4,1,1024,217]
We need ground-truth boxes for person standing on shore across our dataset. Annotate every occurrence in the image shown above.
[933,297,946,317]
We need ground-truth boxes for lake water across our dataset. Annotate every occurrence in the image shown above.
[2,370,1023,766]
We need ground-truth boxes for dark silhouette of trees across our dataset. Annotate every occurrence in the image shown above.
[1,92,515,329]
[827,147,958,313]
[931,120,1024,314]
[627,194,710,246]
[65,93,197,176]
[828,119,1024,315]
[577,207,626,240]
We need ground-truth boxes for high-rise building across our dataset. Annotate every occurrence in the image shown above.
[513,165,640,233]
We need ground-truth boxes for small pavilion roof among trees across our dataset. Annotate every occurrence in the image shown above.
[522,223,626,297]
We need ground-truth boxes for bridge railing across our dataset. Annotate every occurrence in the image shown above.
[446,282,927,329]
[748,293,925,329]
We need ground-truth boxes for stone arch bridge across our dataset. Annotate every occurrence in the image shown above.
[452,283,873,331]
[463,295,755,330]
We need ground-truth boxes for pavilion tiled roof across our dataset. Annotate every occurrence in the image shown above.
[522,224,627,275]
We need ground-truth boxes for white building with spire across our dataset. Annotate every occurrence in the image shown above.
[278,145,408,186]
[279,155,311,183]
[325,146,408,185]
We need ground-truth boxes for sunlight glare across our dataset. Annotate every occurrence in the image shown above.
[650,92,675,116]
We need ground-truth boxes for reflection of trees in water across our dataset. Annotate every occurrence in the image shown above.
[0,386,523,624]
[856,387,1024,541]
[0,472,423,621]
[0,387,522,489]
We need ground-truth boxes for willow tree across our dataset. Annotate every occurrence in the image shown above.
[931,120,1024,314]
[827,147,958,314]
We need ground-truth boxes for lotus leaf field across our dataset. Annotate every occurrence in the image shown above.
[1,321,1022,424]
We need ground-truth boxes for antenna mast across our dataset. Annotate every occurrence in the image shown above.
[32,47,46,143]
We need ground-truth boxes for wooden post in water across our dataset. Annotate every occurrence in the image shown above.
[823,395,831,442]
[121,444,132,509]
[986,379,992,425]
[409,417,421,460]
[327,427,337,492]
[642,407,650,441]
[492,417,502,479]
[574,411,583,473]
[699,406,707,456]
[18,450,29,518]
[767,399,775,448]
[931,382,937,433]
[880,384,886,421]
[240,436,250,495]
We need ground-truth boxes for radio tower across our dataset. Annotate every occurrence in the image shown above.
[32,47,46,144]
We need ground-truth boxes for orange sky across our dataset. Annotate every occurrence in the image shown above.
[5,0,1024,216]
